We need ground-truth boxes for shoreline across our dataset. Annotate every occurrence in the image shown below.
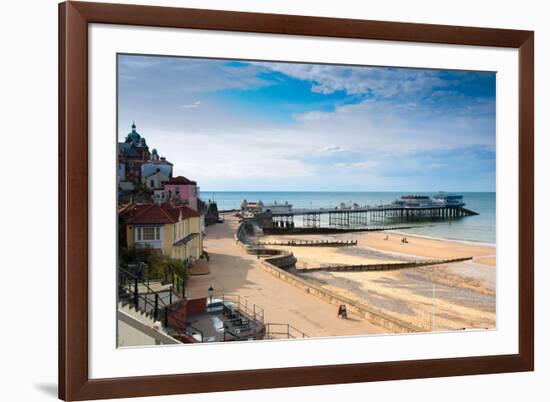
[385,229,496,248]
[261,227,496,267]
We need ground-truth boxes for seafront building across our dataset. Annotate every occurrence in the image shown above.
[117,122,151,187]
[117,122,173,190]
[393,193,465,208]
[241,200,293,215]
[241,200,263,215]
[123,203,203,264]
[141,148,173,179]
[164,176,199,211]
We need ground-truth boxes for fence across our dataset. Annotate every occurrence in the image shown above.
[265,323,308,339]
[214,293,265,324]
[259,239,357,247]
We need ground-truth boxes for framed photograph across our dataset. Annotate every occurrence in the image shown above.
[59,1,534,400]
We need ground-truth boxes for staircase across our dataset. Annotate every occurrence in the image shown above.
[118,301,168,334]
[119,283,181,317]
[118,267,204,343]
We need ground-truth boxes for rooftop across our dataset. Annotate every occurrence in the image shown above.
[123,203,201,225]
[165,176,197,185]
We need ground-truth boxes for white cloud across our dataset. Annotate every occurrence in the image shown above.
[255,62,447,97]
[292,98,495,154]
[334,160,379,170]
[132,91,494,190]
[181,101,202,109]
[119,56,272,94]
[318,146,348,153]
[145,129,316,187]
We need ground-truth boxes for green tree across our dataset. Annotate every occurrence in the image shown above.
[119,245,189,283]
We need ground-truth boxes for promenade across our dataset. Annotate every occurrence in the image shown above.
[185,214,386,338]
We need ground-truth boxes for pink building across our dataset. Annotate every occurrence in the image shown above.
[164,176,198,211]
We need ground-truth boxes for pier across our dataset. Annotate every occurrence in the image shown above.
[271,205,479,229]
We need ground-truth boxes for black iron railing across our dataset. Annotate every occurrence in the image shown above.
[118,267,203,342]
[265,323,308,339]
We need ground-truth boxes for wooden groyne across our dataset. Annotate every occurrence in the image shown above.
[295,256,473,274]
[259,239,357,247]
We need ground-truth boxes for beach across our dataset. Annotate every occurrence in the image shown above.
[186,213,496,335]
[264,230,496,331]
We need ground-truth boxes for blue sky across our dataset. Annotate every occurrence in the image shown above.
[118,54,496,192]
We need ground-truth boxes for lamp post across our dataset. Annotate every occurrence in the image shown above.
[208,286,214,304]
[257,231,260,259]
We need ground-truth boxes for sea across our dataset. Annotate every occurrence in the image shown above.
[201,191,496,245]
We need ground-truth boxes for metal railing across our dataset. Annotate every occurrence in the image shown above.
[123,263,186,297]
[222,317,266,342]
[265,323,308,339]
[214,294,265,324]
[118,267,204,342]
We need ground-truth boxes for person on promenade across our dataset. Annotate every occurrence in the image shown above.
[337,304,348,319]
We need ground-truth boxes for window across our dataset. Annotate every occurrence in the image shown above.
[150,180,154,188]
[136,226,161,242]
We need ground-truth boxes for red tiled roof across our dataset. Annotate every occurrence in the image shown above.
[165,176,197,185]
[175,205,202,219]
[125,203,201,224]
[119,203,150,219]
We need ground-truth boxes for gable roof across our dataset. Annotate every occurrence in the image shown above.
[124,203,201,225]
[165,176,197,185]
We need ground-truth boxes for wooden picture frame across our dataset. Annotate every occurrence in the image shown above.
[59,1,534,400]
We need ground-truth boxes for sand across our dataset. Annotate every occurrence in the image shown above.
[263,229,496,331]
[269,244,399,269]
[264,231,496,263]
[474,257,496,266]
